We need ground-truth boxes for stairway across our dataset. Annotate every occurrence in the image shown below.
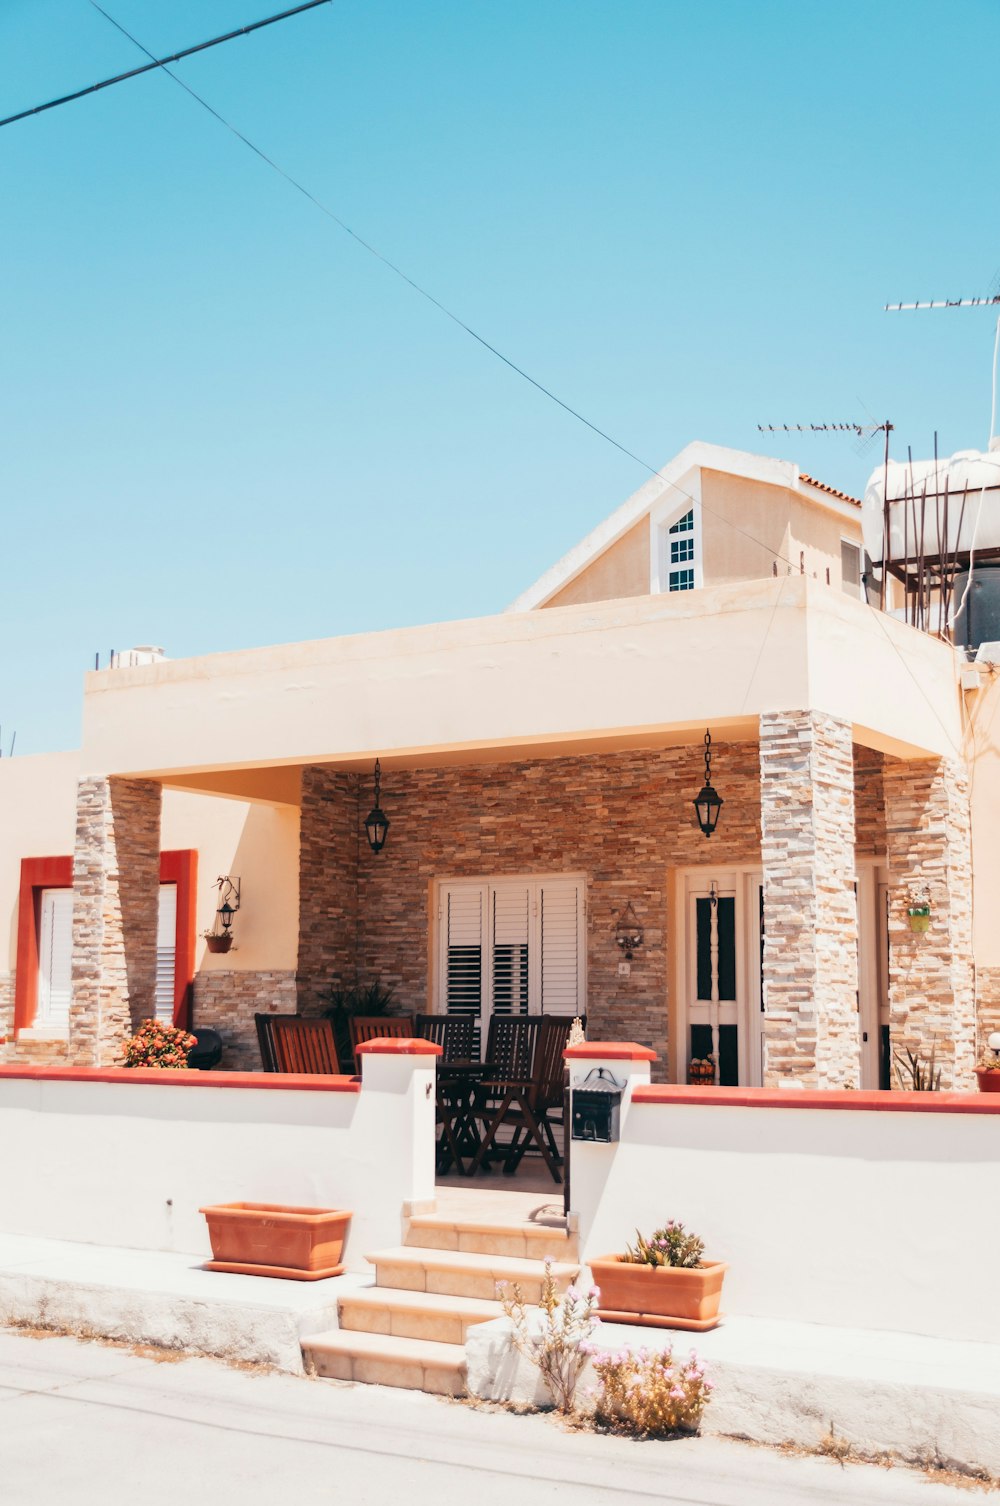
[302,1196,580,1396]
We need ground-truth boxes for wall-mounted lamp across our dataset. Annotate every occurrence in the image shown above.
[206,876,241,953]
[613,900,644,960]
[693,730,723,838]
[364,758,390,854]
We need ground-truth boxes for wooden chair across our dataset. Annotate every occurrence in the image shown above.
[502,1016,578,1175]
[414,1013,475,1063]
[255,1012,281,1072]
[470,1015,549,1177]
[348,1015,415,1065]
[270,1015,342,1074]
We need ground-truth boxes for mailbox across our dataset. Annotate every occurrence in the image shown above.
[571,1067,626,1143]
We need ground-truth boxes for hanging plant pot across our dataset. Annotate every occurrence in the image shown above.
[205,933,234,954]
[907,907,931,934]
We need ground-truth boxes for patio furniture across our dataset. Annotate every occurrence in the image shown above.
[261,1015,342,1074]
[414,1013,476,1062]
[348,1015,415,1068]
[435,1058,487,1175]
[501,1016,577,1175]
[469,1015,554,1179]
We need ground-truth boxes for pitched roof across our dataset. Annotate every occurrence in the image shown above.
[508,440,861,612]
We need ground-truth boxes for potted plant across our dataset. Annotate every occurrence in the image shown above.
[204,929,233,954]
[122,1018,198,1069]
[199,1202,353,1279]
[590,1221,727,1332]
[975,1033,1000,1094]
[321,978,397,1069]
[906,889,931,933]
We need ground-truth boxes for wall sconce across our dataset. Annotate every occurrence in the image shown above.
[205,876,241,954]
[693,729,723,838]
[613,901,644,959]
[364,758,390,854]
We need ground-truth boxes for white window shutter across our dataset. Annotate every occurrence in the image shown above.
[154,884,177,1023]
[491,882,530,1018]
[38,888,74,1030]
[539,880,584,1016]
[443,884,485,1028]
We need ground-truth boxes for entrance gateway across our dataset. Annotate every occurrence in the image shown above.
[676,861,889,1089]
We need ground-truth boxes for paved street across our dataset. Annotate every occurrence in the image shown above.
[0,1330,984,1505]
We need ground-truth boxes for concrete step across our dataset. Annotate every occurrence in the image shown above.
[303,1328,466,1396]
[366,1245,579,1303]
[407,1212,578,1261]
[338,1285,504,1345]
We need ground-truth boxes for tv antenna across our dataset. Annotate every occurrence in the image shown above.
[885,268,1000,445]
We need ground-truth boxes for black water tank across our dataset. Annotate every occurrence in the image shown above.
[953,565,1000,654]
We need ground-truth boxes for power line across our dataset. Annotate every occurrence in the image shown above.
[83,0,806,575]
[0,1,332,131]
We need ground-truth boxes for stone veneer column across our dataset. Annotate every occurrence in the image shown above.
[759,711,860,1088]
[69,776,162,1066]
[882,756,975,1089]
[296,766,360,1015]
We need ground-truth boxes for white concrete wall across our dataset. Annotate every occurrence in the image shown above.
[0,1050,437,1267]
[570,1090,1000,1345]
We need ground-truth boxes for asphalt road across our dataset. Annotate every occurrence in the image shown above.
[0,1330,982,1505]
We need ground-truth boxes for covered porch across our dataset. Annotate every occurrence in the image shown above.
[62,575,975,1090]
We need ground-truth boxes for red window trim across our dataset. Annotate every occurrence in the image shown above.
[14,850,198,1035]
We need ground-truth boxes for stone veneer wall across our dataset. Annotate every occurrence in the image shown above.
[759,711,861,1088]
[853,745,886,859]
[975,967,1000,1053]
[69,776,162,1067]
[352,745,765,1075]
[296,766,360,1016]
[193,969,298,1070]
[883,756,976,1089]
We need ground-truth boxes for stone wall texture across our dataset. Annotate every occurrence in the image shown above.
[883,756,976,1089]
[193,968,298,1071]
[759,711,861,1089]
[296,766,360,1017]
[69,776,162,1067]
[853,745,886,859]
[310,745,766,1078]
[975,966,1000,1054]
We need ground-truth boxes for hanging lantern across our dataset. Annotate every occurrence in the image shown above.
[365,758,390,854]
[693,730,723,838]
[613,901,644,959]
[218,900,236,932]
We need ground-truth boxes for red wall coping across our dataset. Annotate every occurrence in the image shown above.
[354,1037,443,1056]
[632,1084,1000,1115]
[565,1042,658,1062]
[0,1065,362,1093]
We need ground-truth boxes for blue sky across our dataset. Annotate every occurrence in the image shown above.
[2,0,999,753]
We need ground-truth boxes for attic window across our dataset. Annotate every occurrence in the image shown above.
[665,509,699,592]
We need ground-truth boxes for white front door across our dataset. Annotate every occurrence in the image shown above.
[38,887,74,1031]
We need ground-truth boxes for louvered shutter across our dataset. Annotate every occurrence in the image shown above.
[491,882,530,1019]
[155,883,177,1023]
[443,884,486,1043]
[539,880,584,1016]
[38,888,74,1030]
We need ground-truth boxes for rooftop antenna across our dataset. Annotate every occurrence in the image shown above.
[757,421,895,605]
[885,269,1000,447]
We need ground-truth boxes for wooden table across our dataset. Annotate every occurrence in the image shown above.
[436,1060,487,1176]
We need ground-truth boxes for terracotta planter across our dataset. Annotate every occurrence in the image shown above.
[590,1254,727,1331]
[205,933,233,954]
[200,1202,352,1280]
[975,1069,1000,1095]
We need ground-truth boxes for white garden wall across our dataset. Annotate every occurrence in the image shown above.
[568,1066,1000,1345]
[0,1046,438,1268]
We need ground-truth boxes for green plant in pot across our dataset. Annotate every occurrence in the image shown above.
[906,889,931,933]
[589,1221,726,1331]
[321,978,397,1069]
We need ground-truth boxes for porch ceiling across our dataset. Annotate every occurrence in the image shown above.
[82,576,963,798]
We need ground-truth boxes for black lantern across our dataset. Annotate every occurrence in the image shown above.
[614,900,644,959]
[219,901,236,932]
[365,758,390,854]
[571,1067,626,1143]
[693,730,723,838]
